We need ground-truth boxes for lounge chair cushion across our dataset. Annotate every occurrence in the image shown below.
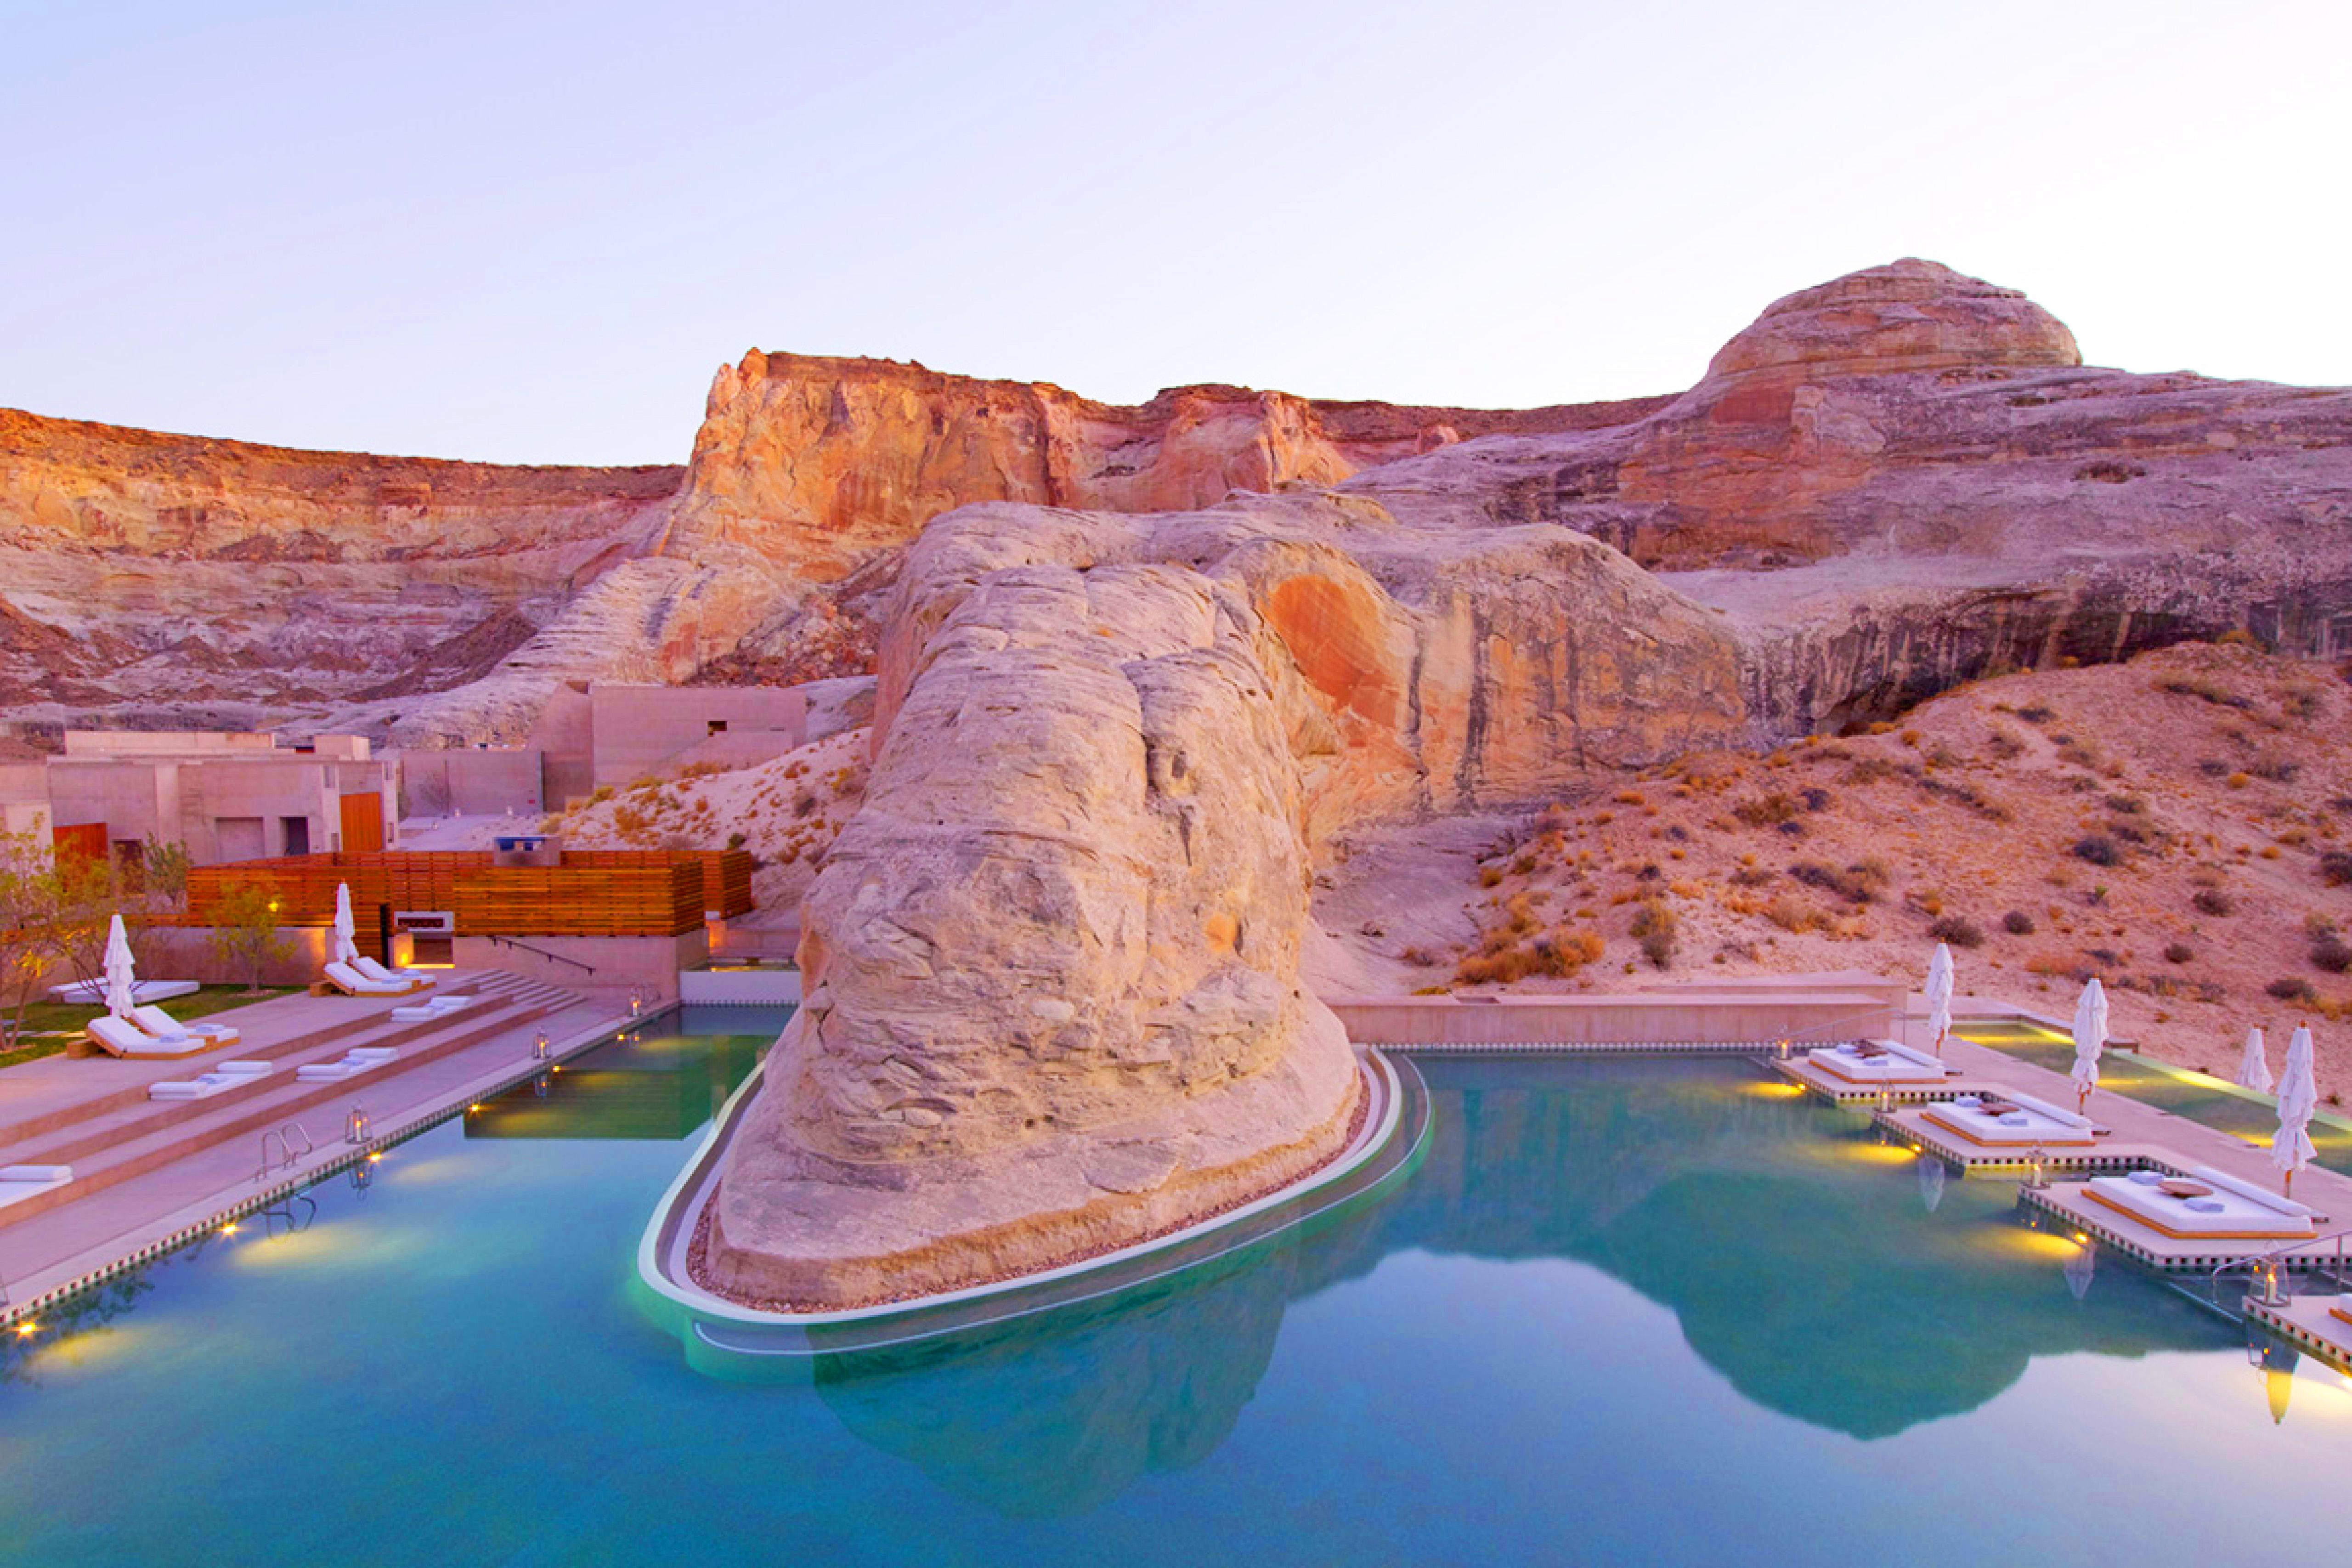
[129,1005,237,1043]
[2086,1168,2317,1237]
[325,960,407,996]
[87,1014,204,1058]
[0,1165,71,1183]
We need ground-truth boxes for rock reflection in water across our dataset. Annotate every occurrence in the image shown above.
[802,1055,2229,1511]
[811,1239,1307,1518]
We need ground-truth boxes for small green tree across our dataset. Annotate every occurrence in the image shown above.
[206,877,293,995]
[0,831,70,1045]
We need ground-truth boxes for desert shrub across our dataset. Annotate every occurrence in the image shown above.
[2247,755,2301,783]
[2071,835,2122,867]
[2163,942,2195,965]
[1630,898,1679,969]
[1511,854,1537,876]
[2159,676,2251,709]
[725,830,748,850]
[1800,787,1832,812]
[2282,687,2324,721]
[588,784,615,804]
[611,804,651,836]
[2192,887,2234,917]
[1928,914,1985,949]
[1735,792,1799,828]
[2014,705,2054,724]
[2319,851,2352,888]
[1790,862,1876,904]
[2002,910,2035,936]
[2105,793,2145,815]
[1775,820,1806,837]
[1986,728,2024,760]
[2268,977,2319,1003]
[1764,896,1831,934]
[1729,866,1774,888]
[2313,937,2352,975]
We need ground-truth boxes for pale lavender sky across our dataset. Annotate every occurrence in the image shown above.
[4,0,2345,464]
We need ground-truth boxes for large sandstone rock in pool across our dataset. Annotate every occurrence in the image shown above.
[701,492,1746,1306]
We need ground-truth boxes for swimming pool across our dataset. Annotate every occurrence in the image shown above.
[0,1028,2343,1565]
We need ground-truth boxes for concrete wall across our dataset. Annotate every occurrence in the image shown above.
[529,685,598,809]
[450,930,708,999]
[1323,985,1905,1047]
[136,924,337,988]
[395,748,544,816]
[584,684,807,790]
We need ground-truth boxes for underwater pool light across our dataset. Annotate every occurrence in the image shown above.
[14,1321,37,1337]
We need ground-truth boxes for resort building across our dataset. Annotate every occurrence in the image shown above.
[0,730,396,866]
[390,680,810,816]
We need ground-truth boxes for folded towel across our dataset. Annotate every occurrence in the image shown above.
[2127,1169,2164,1185]
[1998,1112,2030,1126]
[1954,1095,1981,1108]
[2185,1198,2226,1214]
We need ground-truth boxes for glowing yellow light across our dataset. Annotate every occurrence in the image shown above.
[468,1104,482,1114]
[220,1223,238,1236]
[14,1322,37,1337]
[366,1153,382,1163]
[2074,1232,2089,1244]
[1745,1082,1804,1099]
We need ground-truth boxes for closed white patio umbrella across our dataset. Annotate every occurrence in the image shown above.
[2271,1024,2318,1199]
[1926,942,1955,1056]
[2069,978,2108,1113]
[102,913,137,1019]
[332,882,362,967]
[2234,1026,2272,1095]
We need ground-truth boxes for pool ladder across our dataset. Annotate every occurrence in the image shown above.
[254,1121,315,1183]
[2208,1227,2352,1310]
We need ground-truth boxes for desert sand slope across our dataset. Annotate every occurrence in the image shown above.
[1391,643,2352,1099]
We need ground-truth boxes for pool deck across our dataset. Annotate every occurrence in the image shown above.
[0,971,637,1323]
[1776,1028,2352,1274]
[2243,1290,2352,1375]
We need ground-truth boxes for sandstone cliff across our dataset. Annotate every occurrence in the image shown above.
[701,484,1747,1306]
[0,408,679,730]
[1343,260,2352,731]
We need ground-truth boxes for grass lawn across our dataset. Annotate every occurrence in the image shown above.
[0,985,300,1071]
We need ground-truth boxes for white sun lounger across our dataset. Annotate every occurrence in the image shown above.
[355,956,434,989]
[390,994,475,1023]
[323,960,421,997]
[0,1165,74,1209]
[129,1004,240,1048]
[2085,1165,2320,1240]
[295,1047,396,1083]
[149,1071,255,1101]
[86,1013,215,1059]
[1808,1039,1952,1085]
[1921,1090,2098,1147]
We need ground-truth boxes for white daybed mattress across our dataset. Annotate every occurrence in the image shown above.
[1809,1039,1951,1084]
[2085,1165,2318,1239]
[1920,1090,2097,1146]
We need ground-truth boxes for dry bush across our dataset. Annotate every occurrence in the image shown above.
[1928,914,1985,949]
[2002,910,2035,935]
[1764,896,1831,934]
[1734,792,1799,828]
[1630,898,1678,969]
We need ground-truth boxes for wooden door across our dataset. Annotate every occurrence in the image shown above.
[339,792,385,855]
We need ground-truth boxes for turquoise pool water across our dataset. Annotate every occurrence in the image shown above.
[1,1032,2345,1565]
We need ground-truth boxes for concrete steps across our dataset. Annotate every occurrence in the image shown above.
[0,974,588,1230]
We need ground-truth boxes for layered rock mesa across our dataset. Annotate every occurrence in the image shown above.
[0,408,680,719]
[701,493,1745,1307]
[0,372,1661,742]
[1346,259,2352,729]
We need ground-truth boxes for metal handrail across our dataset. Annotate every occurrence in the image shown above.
[2209,1227,2352,1307]
[482,934,596,976]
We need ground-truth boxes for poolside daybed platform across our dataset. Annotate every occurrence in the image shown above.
[1919,1090,2098,1148]
[1778,1040,1975,1104]
[2022,1177,2338,1271]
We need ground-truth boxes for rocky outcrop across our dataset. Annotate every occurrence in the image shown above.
[1344,259,2352,730]
[0,408,679,730]
[699,487,1745,1306]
